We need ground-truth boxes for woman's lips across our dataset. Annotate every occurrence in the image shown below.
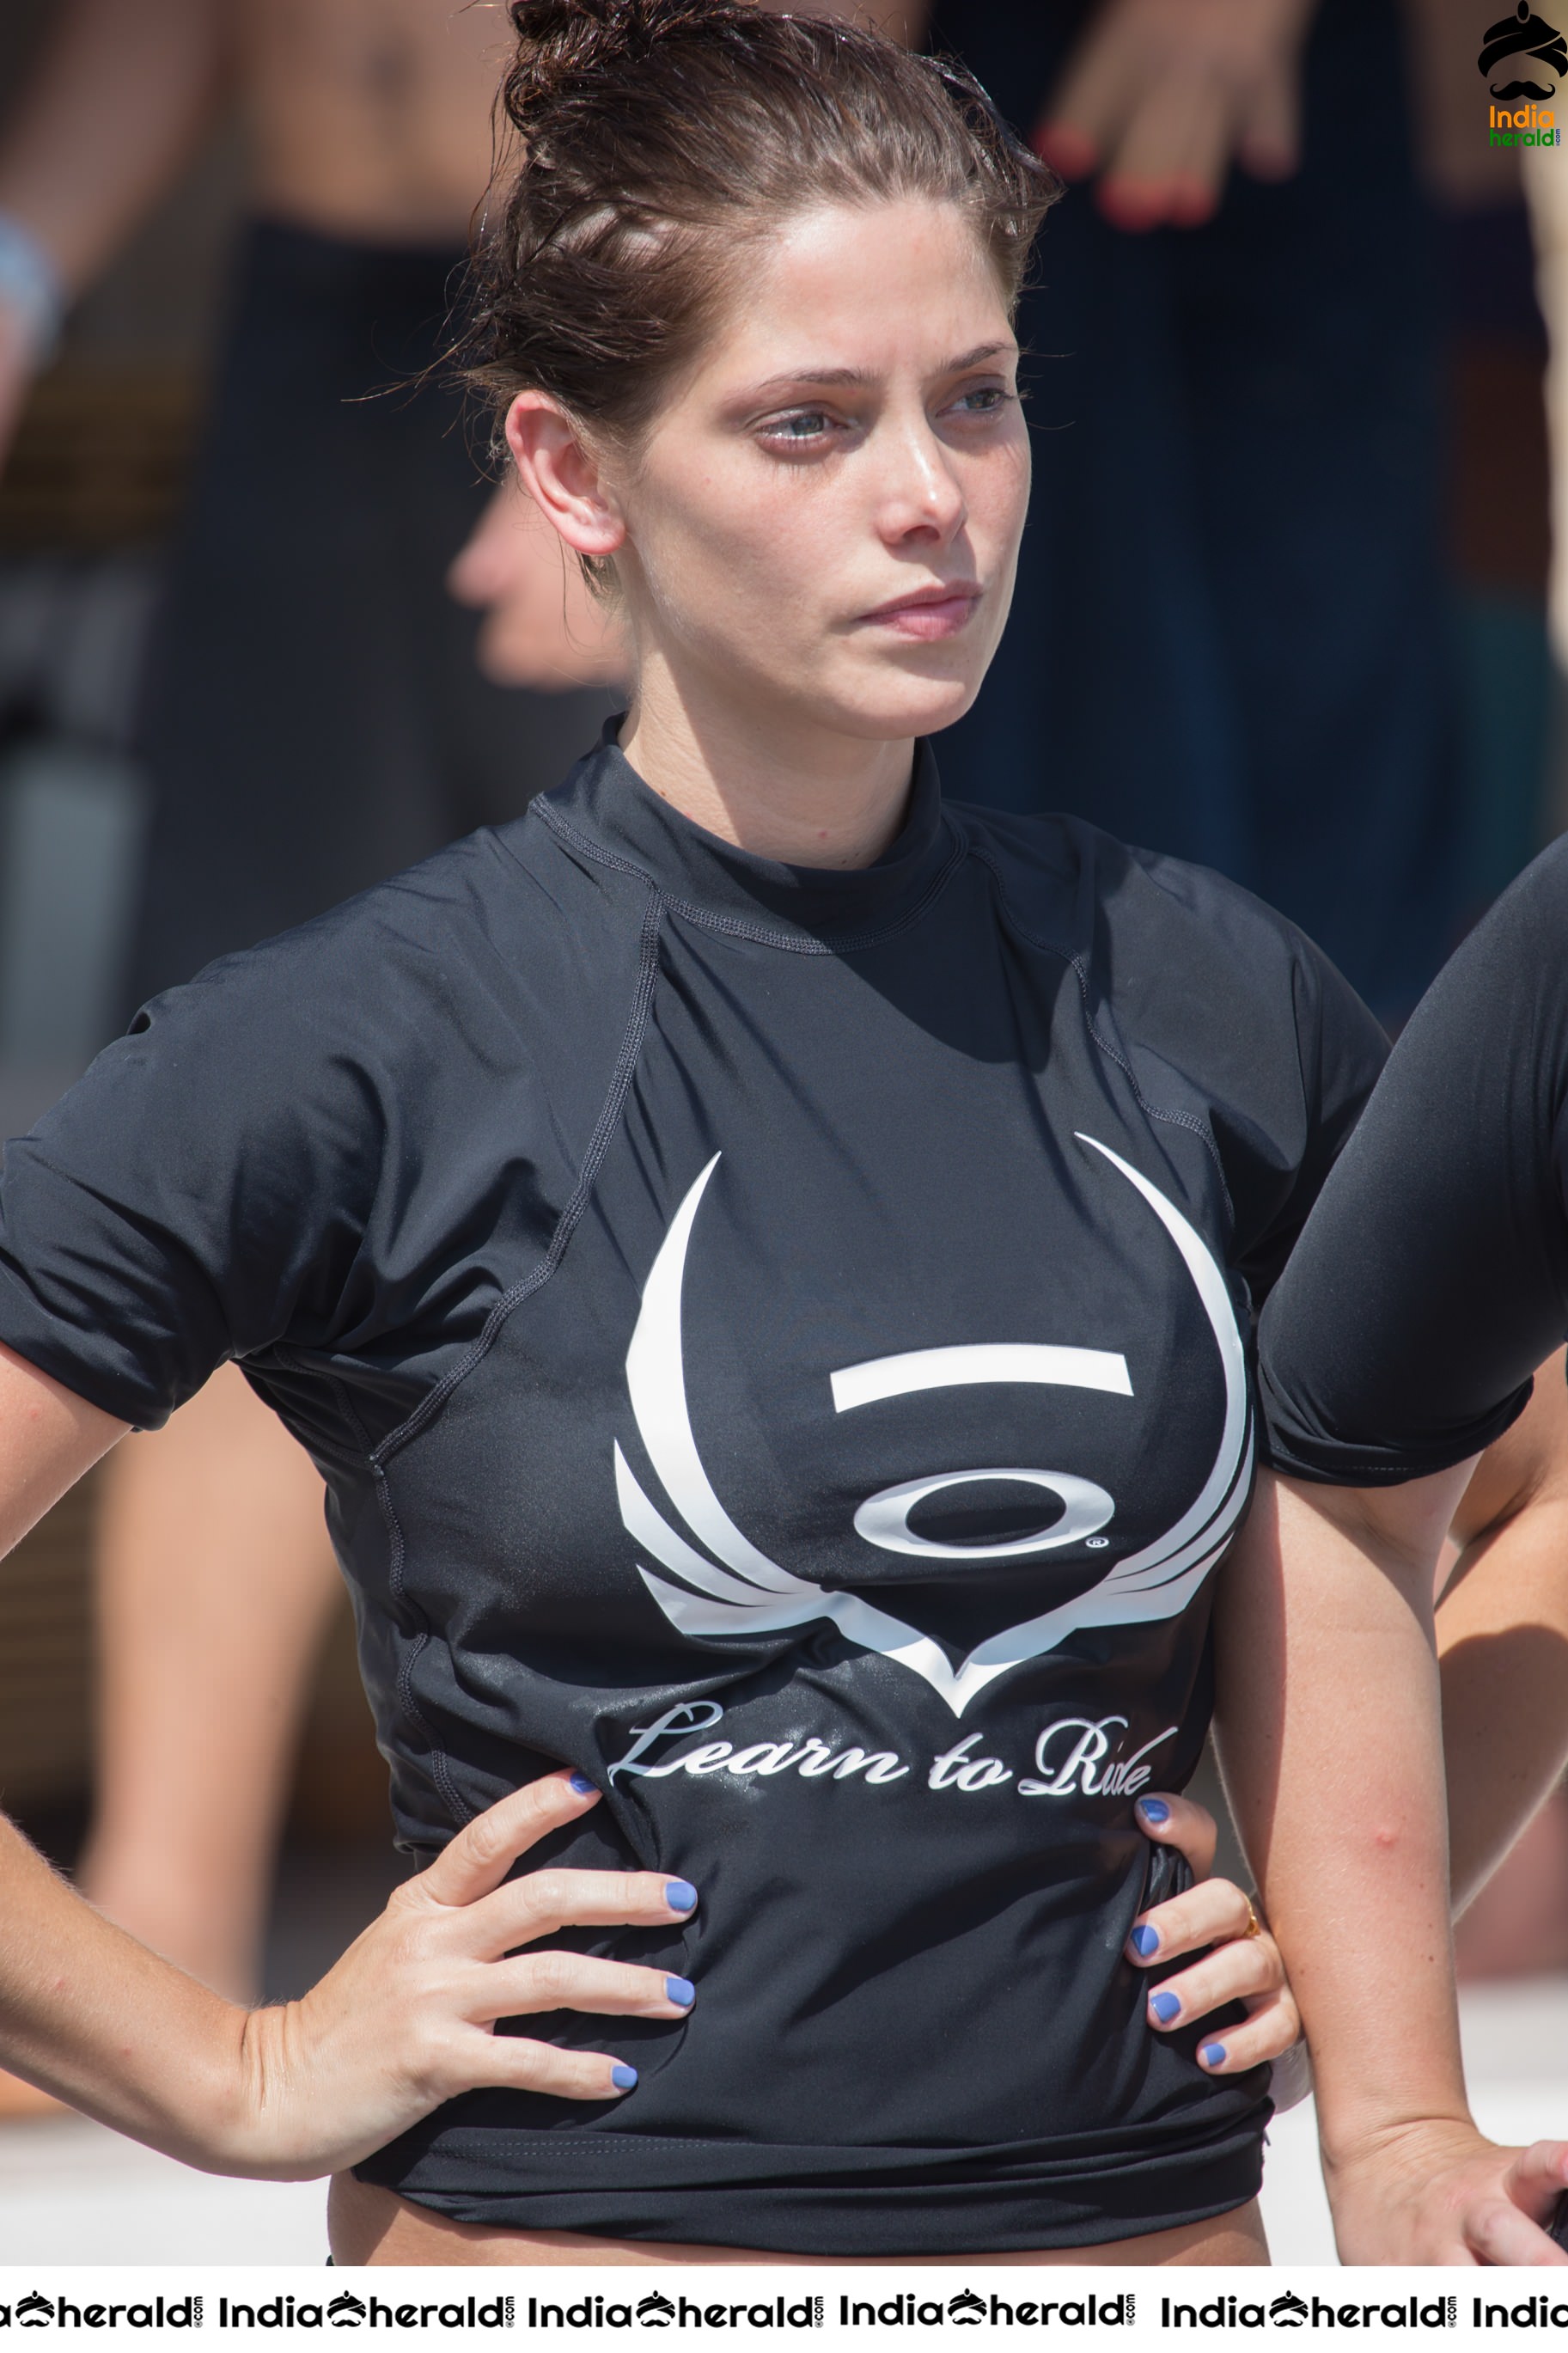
[857,584,982,640]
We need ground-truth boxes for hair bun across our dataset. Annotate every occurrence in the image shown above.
[505,0,718,123]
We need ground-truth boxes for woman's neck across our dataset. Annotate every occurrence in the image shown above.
[617,671,915,871]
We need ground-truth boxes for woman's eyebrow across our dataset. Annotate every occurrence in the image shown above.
[739,341,1016,401]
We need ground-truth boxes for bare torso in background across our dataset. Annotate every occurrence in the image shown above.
[236,0,504,244]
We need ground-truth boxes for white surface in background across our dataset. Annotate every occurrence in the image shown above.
[1257,2098,1337,2267]
[0,2116,328,2264]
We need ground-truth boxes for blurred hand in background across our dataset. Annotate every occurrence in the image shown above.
[1034,0,1316,230]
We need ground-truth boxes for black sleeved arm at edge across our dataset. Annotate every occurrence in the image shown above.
[1257,835,1568,1484]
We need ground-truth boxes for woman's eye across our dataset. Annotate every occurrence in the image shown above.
[761,410,836,446]
[951,385,1011,418]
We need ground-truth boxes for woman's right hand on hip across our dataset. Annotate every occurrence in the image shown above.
[227,1770,695,2178]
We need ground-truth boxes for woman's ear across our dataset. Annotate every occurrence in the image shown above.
[505,393,625,564]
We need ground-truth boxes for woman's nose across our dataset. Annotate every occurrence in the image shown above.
[875,424,967,547]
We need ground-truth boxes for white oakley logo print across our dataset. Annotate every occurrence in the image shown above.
[833,1344,1129,1562]
[614,1139,1252,1718]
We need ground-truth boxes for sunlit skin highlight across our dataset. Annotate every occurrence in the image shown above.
[505,199,1030,869]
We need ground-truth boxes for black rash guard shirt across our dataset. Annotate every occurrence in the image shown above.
[1259,835,1568,1488]
[0,734,1386,2253]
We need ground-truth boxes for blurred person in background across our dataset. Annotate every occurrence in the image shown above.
[0,0,631,2065]
[939,0,1458,1027]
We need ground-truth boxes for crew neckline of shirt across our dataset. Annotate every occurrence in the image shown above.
[531,723,958,947]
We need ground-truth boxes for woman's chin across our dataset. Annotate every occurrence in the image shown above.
[827,674,985,743]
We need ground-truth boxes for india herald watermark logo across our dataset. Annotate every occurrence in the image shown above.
[1482,3,1568,144]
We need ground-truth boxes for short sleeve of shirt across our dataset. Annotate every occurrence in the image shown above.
[0,940,389,1430]
[1258,836,1568,1484]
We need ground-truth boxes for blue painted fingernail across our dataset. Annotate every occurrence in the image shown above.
[1137,1797,1170,1824]
[612,2063,638,2091]
[665,1975,695,2008]
[664,1879,699,1913]
[1130,1924,1160,1958]
[1150,1990,1181,2024]
[568,1772,597,1794]
[1199,2042,1227,2069]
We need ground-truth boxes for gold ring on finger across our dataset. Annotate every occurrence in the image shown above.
[1243,1894,1264,1940]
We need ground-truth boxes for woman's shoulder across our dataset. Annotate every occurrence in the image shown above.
[189,820,552,977]
[134,816,597,1074]
[948,800,1349,1009]
[949,804,1388,1268]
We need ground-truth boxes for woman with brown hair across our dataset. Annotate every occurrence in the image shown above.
[0,0,1559,2269]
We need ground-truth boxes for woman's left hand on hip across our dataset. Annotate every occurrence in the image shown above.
[1127,1788,1303,2085]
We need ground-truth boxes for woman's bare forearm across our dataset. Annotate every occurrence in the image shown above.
[1216,1472,1472,2189]
[0,0,226,296]
[0,1344,258,2157]
[0,1765,698,2182]
[0,1810,257,2164]
[1218,1466,1568,2262]
[0,1339,126,1554]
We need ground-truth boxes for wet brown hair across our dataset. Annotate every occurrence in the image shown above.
[460,0,1059,461]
